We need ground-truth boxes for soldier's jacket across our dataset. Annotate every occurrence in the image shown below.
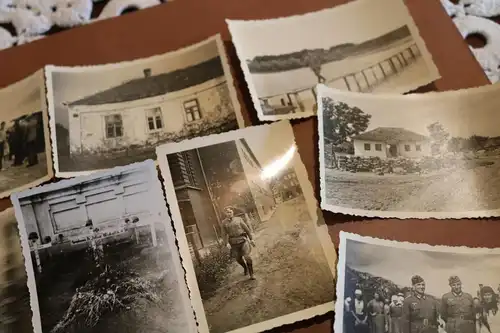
[222,217,252,245]
[402,294,439,333]
[441,292,475,333]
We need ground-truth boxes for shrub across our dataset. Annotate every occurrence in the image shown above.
[51,262,161,333]
[194,245,232,300]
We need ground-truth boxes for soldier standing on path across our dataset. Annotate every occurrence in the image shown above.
[441,276,476,333]
[402,275,439,333]
[222,206,256,280]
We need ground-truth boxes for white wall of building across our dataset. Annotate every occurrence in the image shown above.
[19,167,158,243]
[68,77,233,154]
[354,139,431,159]
[354,139,388,158]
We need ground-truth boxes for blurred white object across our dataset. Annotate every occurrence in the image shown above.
[441,0,500,83]
[0,0,163,51]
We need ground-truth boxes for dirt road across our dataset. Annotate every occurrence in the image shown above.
[203,197,334,333]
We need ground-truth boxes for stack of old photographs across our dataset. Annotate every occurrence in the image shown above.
[0,0,497,332]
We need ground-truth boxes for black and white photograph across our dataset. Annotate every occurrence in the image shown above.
[156,121,337,333]
[10,160,197,333]
[0,69,53,198]
[46,34,245,178]
[227,0,439,121]
[318,83,500,219]
[335,232,500,333]
[0,208,33,333]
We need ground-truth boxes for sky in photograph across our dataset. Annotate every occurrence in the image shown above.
[323,86,500,139]
[0,71,43,124]
[229,0,413,59]
[345,239,500,298]
[50,39,220,129]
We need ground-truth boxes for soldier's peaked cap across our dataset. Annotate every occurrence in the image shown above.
[449,275,461,285]
[411,275,424,285]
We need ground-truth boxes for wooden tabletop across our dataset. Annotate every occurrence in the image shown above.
[0,0,490,332]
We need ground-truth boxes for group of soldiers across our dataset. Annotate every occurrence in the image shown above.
[0,114,40,171]
[344,275,499,333]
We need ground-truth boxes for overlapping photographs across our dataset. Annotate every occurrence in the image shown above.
[318,83,500,219]
[11,160,197,333]
[227,0,439,121]
[335,232,500,333]
[0,208,32,332]
[46,34,245,178]
[0,69,53,198]
[156,121,336,333]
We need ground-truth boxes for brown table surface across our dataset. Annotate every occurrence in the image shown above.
[0,0,491,332]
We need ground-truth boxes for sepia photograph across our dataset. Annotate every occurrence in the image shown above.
[318,83,500,219]
[46,34,245,177]
[157,121,337,333]
[0,69,53,198]
[0,208,33,333]
[227,0,439,121]
[10,160,197,333]
[335,232,500,333]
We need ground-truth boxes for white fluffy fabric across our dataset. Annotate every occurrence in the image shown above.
[0,0,161,50]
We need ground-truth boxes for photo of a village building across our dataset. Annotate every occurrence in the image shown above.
[47,35,242,174]
[351,127,431,159]
[162,122,335,333]
[228,0,439,119]
[319,83,500,217]
[11,161,196,333]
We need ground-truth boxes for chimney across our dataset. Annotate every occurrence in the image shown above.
[143,68,152,78]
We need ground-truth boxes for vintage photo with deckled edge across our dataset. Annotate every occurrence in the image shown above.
[317,83,500,219]
[335,231,500,333]
[227,0,440,122]
[0,208,33,332]
[10,160,198,333]
[0,69,53,198]
[156,121,337,333]
[45,34,245,178]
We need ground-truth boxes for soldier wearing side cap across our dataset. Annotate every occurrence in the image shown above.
[441,276,476,333]
[402,275,439,333]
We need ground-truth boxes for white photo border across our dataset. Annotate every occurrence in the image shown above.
[45,34,246,179]
[156,121,337,333]
[10,160,198,333]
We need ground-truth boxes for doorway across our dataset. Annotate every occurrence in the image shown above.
[388,144,398,157]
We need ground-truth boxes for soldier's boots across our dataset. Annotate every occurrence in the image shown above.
[243,265,248,276]
[248,262,255,280]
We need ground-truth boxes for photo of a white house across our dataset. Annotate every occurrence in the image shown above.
[319,83,500,218]
[46,35,243,175]
[351,127,430,159]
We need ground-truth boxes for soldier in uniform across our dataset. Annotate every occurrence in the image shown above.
[441,276,476,333]
[222,206,256,280]
[402,275,439,333]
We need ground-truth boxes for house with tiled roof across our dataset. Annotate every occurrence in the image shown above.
[66,56,238,155]
[351,127,430,159]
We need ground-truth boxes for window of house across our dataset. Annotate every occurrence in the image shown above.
[105,114,123,138]
[364,143,371,151]
[146,107,163,131]
[405,144,411,152]
[375,144,382,151]
[183,99,201,122]
[416,145,421,151]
